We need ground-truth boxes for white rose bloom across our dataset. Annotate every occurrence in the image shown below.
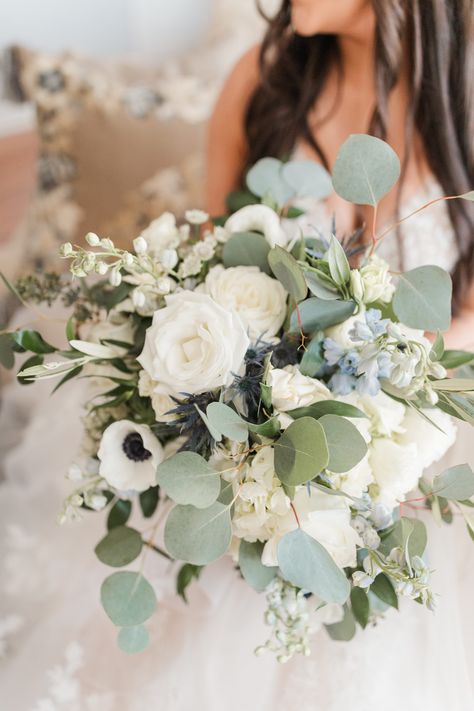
[268,364,332,412]
[203,265,287,339]
[369,438,421,509]
[328,454,374,499]
[396,407,456,471]
[98,420,164,492]
[138,370,176,423]
[225,204,289,248]
[138,292,250,395]
[350,255,395,304]
[354,390,406,437]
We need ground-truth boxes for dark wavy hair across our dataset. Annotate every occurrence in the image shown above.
[244,0,474,310]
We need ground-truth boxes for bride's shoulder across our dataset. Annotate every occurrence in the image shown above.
[211,44,261,121]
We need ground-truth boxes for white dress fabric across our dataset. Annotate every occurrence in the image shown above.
[1,177,473,711]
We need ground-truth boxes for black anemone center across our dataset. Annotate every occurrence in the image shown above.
[122,432,152,462]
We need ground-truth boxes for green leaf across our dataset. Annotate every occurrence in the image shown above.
[17,355,43,384]
[274,416,329,486]
[350,587,370,629]
[380,517,427,559]
[260,382,273,411]
[139,487,159,518]
[392,266,452,332]
[433,464,474,501]
[164,502,232,565]
[278,528,350,604]
[289,400,367,420]
[327,235,350,286]
[304,271,340,301]
[440,350,474,369]
[246,157,293,205]
[299,337,325,377]
[107,499,132,530]
[280,160,332,199]
[289,298,355,334]
[332,134,400,206]
[247,417,281,438]
[431,378,474,393]
[222,232,271,274]
[238,540,277,592]
[320,414,368,473]
[326,605,356,641]
[117,624,150,654]
[226,189,259,213]
[11,329,57,354]
[438,392,474,425]
[100,571,156,626]
[206,402,248,443]
[176,563,203,602]
[370,573,398,609]
[0,333,15,369]
[95,526,143,568]
[430,332,445,362]
[156,452,221,509]
[268,246,307,302]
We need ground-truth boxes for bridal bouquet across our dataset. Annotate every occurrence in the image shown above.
[2,134,474,660]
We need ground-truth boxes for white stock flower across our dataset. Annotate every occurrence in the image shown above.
[369,438,420,509]
[185,209,209,225]
[138,292,250,395]
[327,454,374,499]
[203,265,287,339]
[138,370,176,423]
[350,255,395,304]
[97,420,164,492]
[268,365,332,412]
[225,205,289,248]
[138,213,185,257]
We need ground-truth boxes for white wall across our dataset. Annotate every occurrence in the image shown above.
[0,0,212,61]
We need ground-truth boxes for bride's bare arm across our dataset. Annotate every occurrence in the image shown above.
[205,45,260,216]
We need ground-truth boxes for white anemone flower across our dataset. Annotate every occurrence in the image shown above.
[225,205,289,247]
[98,420,164,492]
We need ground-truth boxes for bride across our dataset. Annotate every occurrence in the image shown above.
[1,1,474,709]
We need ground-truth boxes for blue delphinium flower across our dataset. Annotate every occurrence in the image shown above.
[329,372,357,395]
[323,337,345,366]
[340,350,360,375]
[350,308,389,342]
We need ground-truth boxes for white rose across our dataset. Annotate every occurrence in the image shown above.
[328,454,374,499]
[138,370,176,423]
[138,292,250,395]
[98,420,164,492]
[396,407,456,471]
[351,255,395,304]
[369,438,421,509]
[225,204,288,247]
[352,390,406,437]
[203,265,287,339]
[268,364,332,411]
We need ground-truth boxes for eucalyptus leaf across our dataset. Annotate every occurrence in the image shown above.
[246,157,293,205]
[332,134,400,206]
[289,298,355,334]
[206,402,248,443]
[370,573,398,609]
[392,266,452,331]
[239,541,277,592]
[100,571,156,626]
[156,452,221,509]
[278,528,351,604]
[222,232,271,274]
[326,605,356,641]
[320,414,368,473]
[299,337,325,377]
[327,235,350,286]
[433,464,474,501]
[280,160,332,199]
[268,246,307,302]
[117,625,150,654]
[95,526,143,568]
[164,502,232,565]
[274,416,329,486]
[304,271,340,300]
[247,417,281,438]
[289,400,367,420]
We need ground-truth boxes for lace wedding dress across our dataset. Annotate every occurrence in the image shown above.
[1,176,474,711]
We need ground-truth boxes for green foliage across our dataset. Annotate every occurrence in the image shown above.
[0,333,15,369]
[226,189,259,213]
[17,355,44,384]
[280,160,332,200]
[238,541,277,592]
[370,573,398,609]
[11,329,57,354]
[247,417,281,438]
[268,246,307,302]
[222,232,271,274]
[139,487,159,518]
[304,271,340,300]
[95,526,143,567]
[274,416,329,486]
[332,134,400,206]
[156,452,221,509]
[380,517,427,560]
[117,625,150,654]
[320,414,368,473]
[433,464,474,501]
[100,571,156,626]
[289,400,367,420]
[164,502,232,565]
[107,499,132,530]
[206,402,249,443]
[350,587,370,629]
[176,563,203,602]
[327,236,350,287]
[392,266,452,331]
[246,157,294,205]
[326,605,356,641]
[278,528,351,604]
[289,297,355,334]
[440,350,474,369]
[299,337,325,377]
